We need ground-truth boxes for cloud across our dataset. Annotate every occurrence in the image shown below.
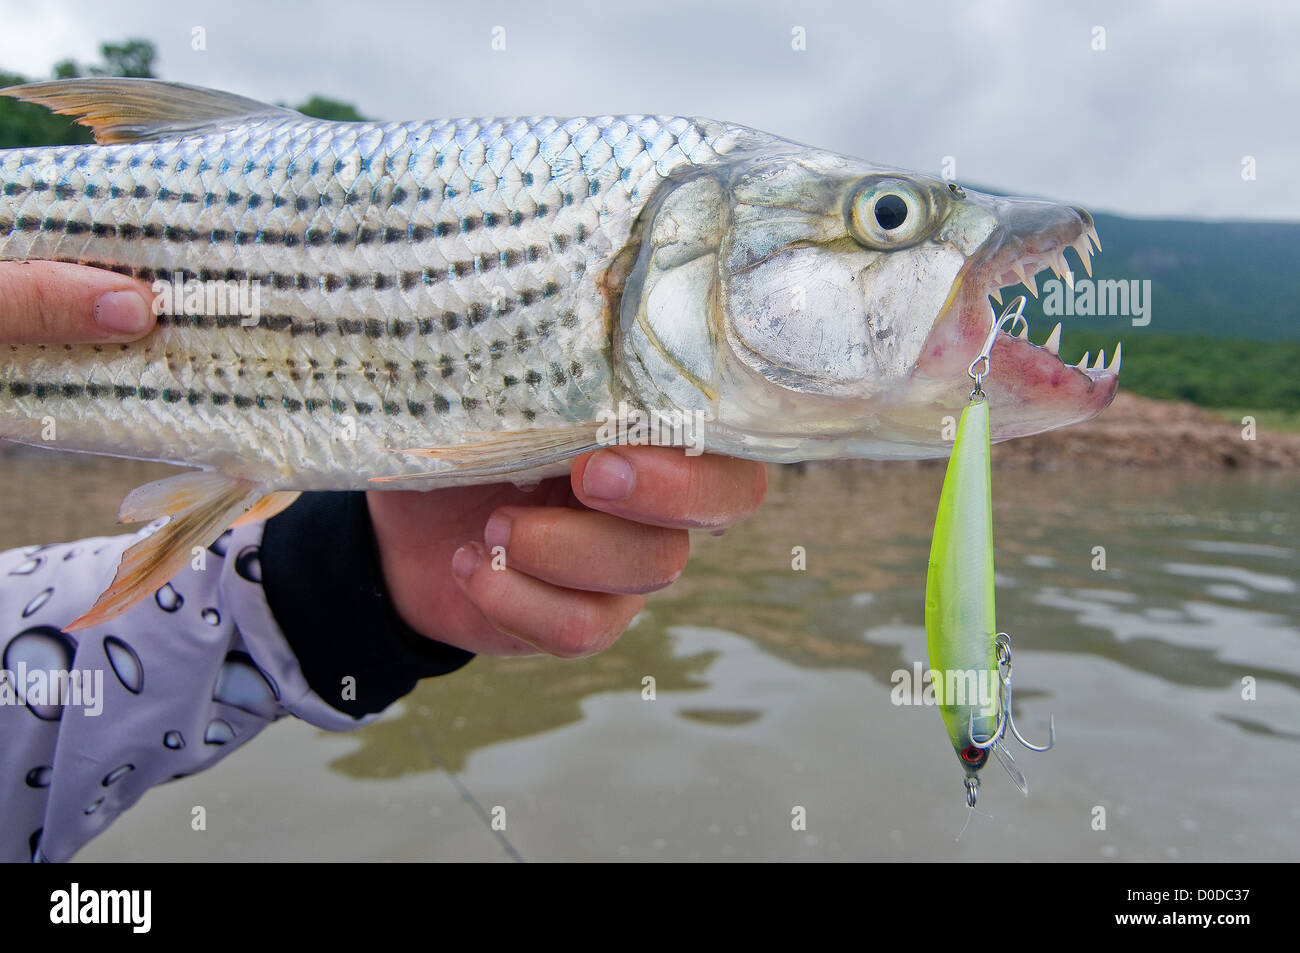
[0,0,1293,220]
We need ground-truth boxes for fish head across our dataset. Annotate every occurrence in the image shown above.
[616,141,1118,460]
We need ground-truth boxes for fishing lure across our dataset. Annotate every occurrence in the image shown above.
[924,296,1054,816]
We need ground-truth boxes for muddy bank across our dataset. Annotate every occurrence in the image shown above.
[991,393,1299,469]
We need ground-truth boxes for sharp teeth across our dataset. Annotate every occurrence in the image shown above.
[1087,224,1103,252]
[1072,238,1093,277]
[1107,341,1122,373]
[1048,253,1075,289]
[1056,251,1075,289]
[1023,270,1038,298]
[1016,324,1029,340]
[1044,323,1062,355]
[1012,260,1029,286]
[1076,351,1090,369]
[1092,349,1106,370]
[990,287,1003,306]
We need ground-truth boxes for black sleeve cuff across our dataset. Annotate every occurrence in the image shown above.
[260,491,475,718]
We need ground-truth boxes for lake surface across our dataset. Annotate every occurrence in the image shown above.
[2,444,1296,861]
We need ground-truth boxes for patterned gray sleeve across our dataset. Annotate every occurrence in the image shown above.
[0,520,376,863]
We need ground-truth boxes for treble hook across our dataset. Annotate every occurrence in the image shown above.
[997,634,1056,751]
[968,704,1007,750]
[968,296,1029,397]
[966,633,1054,752]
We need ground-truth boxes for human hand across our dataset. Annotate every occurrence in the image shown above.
[366,447,767,658]
[0,260,155,343]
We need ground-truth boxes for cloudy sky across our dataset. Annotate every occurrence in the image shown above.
[0,0,1294,221]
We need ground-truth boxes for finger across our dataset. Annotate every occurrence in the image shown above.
[484,506,689,594]
[570,446,767,530]
[451,542,644,658]
[0,260,155,344]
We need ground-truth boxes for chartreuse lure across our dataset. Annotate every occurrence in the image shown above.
[924,297,1054,817]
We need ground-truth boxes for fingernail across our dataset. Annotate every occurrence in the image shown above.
[582,449,635,501]
[451,543,483,583]
[484,512,511,550]
[94,291,151,335]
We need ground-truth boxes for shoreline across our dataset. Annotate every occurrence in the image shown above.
[796,393,1300,471]
[989,393,1300,469]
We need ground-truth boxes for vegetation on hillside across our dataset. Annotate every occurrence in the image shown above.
[0,39,368,149]
[1056,329,1300,413]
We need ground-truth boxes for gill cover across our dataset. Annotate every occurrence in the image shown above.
[618,151,989,440]
[618,175,729,413]
[722,160,970,400]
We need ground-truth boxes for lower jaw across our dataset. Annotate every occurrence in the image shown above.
[910,291,1119,440]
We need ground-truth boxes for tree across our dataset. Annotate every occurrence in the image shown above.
[0,39,158,147]
[1,38,373,150]
[91,40,156,79]
[292,96,370,122]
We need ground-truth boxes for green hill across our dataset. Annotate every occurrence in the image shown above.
[958,187,1298,341]
[957,191,1299,412]
[1081,213,1298,341]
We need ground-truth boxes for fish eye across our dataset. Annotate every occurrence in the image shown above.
[846,177,934,250]
[873,193,908,230]
[960,746,986,766]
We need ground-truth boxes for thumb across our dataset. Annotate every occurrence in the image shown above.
[0,260,155,344]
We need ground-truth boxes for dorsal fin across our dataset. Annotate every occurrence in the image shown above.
[0,77,298,144]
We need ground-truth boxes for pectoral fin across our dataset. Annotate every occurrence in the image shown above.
[230,490,302,528]
[65,472,265,632]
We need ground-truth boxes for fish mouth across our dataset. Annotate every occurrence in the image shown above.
[914,201,1120,440]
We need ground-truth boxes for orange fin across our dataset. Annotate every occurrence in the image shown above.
[230,490,301,528]
[117,471,248,523]
[0,78,295,145]
[371,424,602,484]
[65,472,263,631]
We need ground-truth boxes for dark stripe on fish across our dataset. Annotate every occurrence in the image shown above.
[151,301,574,339]
[3,249,570,322]
[0,183,575,245]
[0,375,457,418]
[1,355,583,411]
[2,238,574,321]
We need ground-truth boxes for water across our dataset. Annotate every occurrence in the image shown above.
[1,444,1295,861]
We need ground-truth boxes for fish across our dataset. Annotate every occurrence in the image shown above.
[0,78,1120,629]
